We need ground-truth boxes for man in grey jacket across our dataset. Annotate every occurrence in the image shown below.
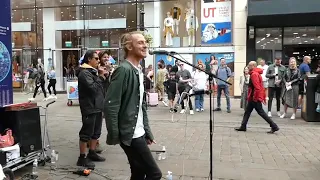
[266,58,286,117]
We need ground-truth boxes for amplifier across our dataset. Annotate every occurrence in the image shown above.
[1,107,42,156]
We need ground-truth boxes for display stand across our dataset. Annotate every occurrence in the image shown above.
[166,52,231,180]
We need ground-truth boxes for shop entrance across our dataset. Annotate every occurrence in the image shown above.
[284,44,320,72]
[52,48,83,91]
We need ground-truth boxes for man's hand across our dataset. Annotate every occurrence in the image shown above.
[146,139,156,145]
[262,99,267,105]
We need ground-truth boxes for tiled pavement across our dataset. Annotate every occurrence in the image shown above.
[9,93,320,180]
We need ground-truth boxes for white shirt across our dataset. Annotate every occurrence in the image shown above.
[192,71,208,90]
[128,61,145,139]
[257,64,269,82]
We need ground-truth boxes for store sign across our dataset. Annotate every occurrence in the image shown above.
[65,41,72,47]
[0,0,13,107]
[102,41,109,47]
[201,0,232,44]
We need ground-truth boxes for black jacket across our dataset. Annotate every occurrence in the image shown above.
[316,74,320,93]
[77,63,105,116]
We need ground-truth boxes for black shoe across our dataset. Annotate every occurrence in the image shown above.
[234,127,246,132]
[77,156,95,170]
[227,109,231,113]
[87,151,106,162]
[267,126,279,134]
[214,108,221,111]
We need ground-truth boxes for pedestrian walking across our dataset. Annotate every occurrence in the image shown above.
[235,61,279,134]
[28,63,47,102]
[105,31,162,180]
[47,66,57,99]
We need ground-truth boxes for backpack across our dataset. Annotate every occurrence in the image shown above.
[217,66,230,78]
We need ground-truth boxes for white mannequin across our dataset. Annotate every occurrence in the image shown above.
[185,9,198,46]
[184,1,193,22]
[163,12,174,46]
[171,3,181,35]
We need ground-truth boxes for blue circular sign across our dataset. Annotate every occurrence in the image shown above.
[0,41,11,83]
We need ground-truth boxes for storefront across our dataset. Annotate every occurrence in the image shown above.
[11,0,247,96]
[247,0,320,71]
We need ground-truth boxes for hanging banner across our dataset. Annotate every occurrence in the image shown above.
[201,0,232,44]
[0,0,13,107]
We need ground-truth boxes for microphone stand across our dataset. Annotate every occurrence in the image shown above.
[166,52,231,180]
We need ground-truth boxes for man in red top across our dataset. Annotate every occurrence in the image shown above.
[235,61,279,133]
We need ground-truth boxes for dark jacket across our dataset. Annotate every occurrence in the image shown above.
[316,74,320,93]
[248,68,266,103]
[35,65,45,84]
[105,60,153,146]
[284,68,300,86]
[266,64,286,87]
[77,63,105,116]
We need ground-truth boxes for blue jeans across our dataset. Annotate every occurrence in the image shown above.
[217,85,230,110]
[195,94,204,109]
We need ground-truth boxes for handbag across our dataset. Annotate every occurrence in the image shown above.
[0,129,15,148]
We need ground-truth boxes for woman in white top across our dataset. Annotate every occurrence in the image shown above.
[192,64,208,112]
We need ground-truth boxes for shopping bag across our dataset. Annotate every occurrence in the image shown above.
[0,129,14,148]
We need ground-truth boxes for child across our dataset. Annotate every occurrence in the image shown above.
[164,71,179,112]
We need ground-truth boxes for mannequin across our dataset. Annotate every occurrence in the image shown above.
[184,1,192,22]
[171,3,181,35]
[163,12,174,46]
[185,9,198,46]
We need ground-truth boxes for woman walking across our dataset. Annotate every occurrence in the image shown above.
[240,66,250,110]
[280,57,300,120]
[47,66,57,99]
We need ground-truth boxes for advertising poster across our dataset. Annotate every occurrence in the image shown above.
[0,0,13,107]
[67,81,79,100]
[201,0,232,44]
[155,54,176,70]
[195,53,234,95]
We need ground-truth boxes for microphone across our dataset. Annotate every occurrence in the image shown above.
[148,49,176,55]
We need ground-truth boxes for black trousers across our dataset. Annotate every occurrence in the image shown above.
[79,112,103,142]
[268,87,282,112]
[33,81,47,98]
[240,101,278,130]
[47,79,57,95]
[120,136,162,180]
[178,86,193,110]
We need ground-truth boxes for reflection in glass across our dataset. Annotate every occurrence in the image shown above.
[255,28,282,63]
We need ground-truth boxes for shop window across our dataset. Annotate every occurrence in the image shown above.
[255,28,282,64]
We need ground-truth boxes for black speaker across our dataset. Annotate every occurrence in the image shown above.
[1,107,42,155]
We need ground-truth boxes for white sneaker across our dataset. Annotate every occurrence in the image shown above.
[280,113,286,119]
[268,111,272,117]
[48,95,54,99]
[190,110,194,115]
[290,114,296,120]
[196,109,200,112]
[180,109,186,114]
[28,98,35,102]
[200,108,204,112]
[43,98,48,101]
[54,95,58,99]
[277,111,281,117]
